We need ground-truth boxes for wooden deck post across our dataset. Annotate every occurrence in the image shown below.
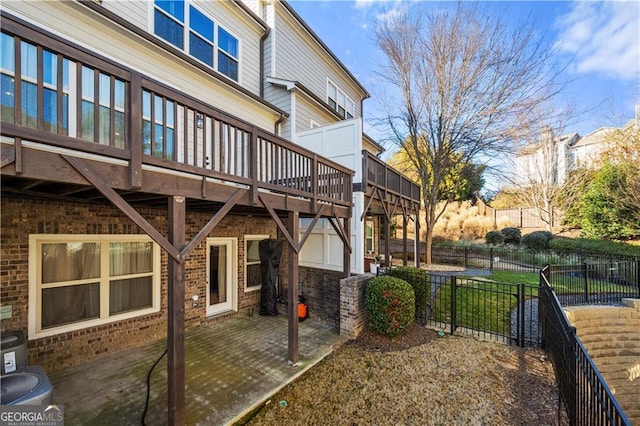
[168,196,186,425]
[286,211,299,364]
[402,213,408,266]
[414,213,420,267]
[343,217,351,277]
[384,215,391,267]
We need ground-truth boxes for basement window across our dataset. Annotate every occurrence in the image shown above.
[245,235,269,292]
[29,235,161,339]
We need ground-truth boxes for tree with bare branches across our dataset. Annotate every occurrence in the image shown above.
[374,3,562,262]
[510,102,577,231]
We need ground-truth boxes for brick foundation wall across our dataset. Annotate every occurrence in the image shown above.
[0,195,276,372]
[339,273,375,339]
[298,266,344,326]
[565,299,640,424]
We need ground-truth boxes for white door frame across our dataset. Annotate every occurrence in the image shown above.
[206,237,238,316]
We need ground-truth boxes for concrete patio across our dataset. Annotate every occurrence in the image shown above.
[48,313,345,425]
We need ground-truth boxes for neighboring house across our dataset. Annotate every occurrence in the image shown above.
[0,0,419,416]
[515,105,639,186]
[514,130,580,187]
[242,1,421,277]
[570,127,616,169]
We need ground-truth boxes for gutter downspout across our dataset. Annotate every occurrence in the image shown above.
[274,112,286,136]
[260,28,270,98]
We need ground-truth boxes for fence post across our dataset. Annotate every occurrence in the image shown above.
[636,260,640,298]
[538,280,545,349]
[450,275,457,335]
[489,248,494,271]
[518,283,525,347]
[583,263,589,303]
[464,246,469,269]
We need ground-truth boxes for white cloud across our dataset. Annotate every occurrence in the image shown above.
[354,0,390,9]
[554,1,640,81]
[350,0,405,33]
[375,7,403,23]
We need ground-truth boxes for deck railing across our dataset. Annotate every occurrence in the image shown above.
[362,150,420,205]
[0,18,352,208]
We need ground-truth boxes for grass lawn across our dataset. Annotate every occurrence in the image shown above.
[466,270,634,295]
[429,269,635,336]
[432,281,518,334]
[405,266,636,336]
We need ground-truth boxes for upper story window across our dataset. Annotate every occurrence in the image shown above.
[153,1,240,81]
[142,90,175,159]
[327,80,354,119]
[1,32,126,147]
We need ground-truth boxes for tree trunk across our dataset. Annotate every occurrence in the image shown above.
[424,225,433,265]
[422,209,435,264]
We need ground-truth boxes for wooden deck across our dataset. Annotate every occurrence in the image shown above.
[0,13,353,220]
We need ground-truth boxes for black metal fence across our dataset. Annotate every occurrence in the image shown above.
[380,261,636,424]
[546,262,640,305]
[384,268,541,346]
[539,266,631,426]
[428,245,638,273]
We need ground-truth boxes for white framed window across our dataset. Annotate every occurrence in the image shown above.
[245,235,269,292]
[365,219,374,254]
[28,234,161,339]
[326,79,354,119]
[327,81,337,110]
[346,98,355,119]
[152,1,240,81]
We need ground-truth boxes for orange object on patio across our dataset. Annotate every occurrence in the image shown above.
[298,295,308,321]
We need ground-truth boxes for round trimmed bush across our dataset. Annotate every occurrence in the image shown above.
[389,266,430,323]
[365,276,415,337]
[485,230,504,246]
[501,227,522,244]
[522,231,553,250]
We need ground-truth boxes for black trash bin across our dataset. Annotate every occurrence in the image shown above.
[258,238,282,316]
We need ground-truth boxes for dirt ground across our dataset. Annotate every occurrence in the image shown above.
[242,325,568,425]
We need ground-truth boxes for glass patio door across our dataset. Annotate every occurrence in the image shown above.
[206,238,236,316]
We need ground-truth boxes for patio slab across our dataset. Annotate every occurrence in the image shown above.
[47,314,345,425]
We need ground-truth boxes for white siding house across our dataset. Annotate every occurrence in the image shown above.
[249,1,420,274]
[514,105,639,186]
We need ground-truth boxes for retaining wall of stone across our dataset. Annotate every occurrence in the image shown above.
[565,299,640,424]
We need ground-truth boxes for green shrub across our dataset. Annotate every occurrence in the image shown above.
[549,237,640,258]
[501,227,522,244]
[389,266,430,322]
[522,231,553,250]
[365,276,415,337]
[485,231,504,246]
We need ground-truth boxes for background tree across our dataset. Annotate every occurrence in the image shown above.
[387,147,485,202]
[490,188,530,209]
[578,164,639,240]
[560,123,640,239]
[374,3,561,262]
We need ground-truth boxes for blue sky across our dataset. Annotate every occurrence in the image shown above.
[289,0,640,141]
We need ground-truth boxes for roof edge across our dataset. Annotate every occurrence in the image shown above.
[280,0,370,100]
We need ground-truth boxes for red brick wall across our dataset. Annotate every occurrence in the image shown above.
[0,195,276,372]
[299,266,344,326]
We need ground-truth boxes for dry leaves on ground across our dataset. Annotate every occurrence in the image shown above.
[243,325,566,425]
